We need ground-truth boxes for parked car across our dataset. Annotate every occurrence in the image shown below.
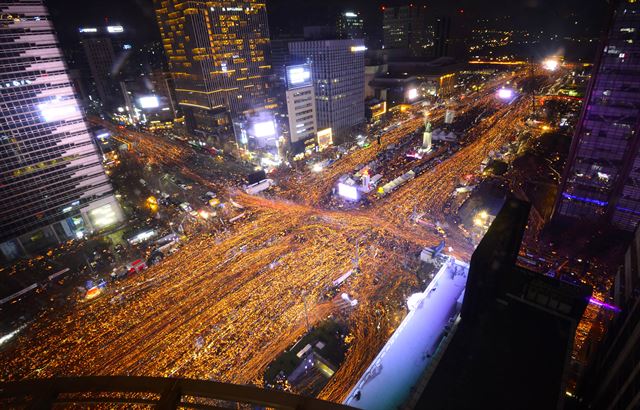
[179,202,193,213]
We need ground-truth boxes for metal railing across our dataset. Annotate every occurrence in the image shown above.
[0,376,355,410]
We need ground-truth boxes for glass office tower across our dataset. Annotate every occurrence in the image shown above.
[288,39,365,144]
[153,0,275,139]
[0,0,123,260]
[556,0,640,231]
[382,5,430,57]
[336,11,364,40]
[78,25,127,111]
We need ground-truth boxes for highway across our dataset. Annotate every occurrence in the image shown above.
[0,69,553,402]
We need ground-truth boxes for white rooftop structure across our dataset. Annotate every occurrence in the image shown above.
[344,257,469,410]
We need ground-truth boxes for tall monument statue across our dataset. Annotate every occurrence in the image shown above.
[422,110,432,151]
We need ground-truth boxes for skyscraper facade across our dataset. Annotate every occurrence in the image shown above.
[382,4,430,57]
[0,0,123,260]
[153,0,275,139]
[555,0,640,231]
[576,224,640,408]
[284,64,317,155]
[336,11,364,40]
[432,16,451,58]
[288,39,365,144]
[269,33,302,83]
[149,68,178,118]
[78,25,128,110]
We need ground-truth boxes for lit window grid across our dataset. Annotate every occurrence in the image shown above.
[558,1,640,230]
[154,0,273,122]
[288,39,365,141]
[0,1,115,241]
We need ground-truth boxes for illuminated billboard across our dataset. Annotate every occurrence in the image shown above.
[253,120,276,138]
[338,183,359,201]
[350,45,367,52]
[88,203,119,229]
[38,98,79,122]
[317,127,333,149]
[107,25,124,33]
[138,95,160,109]
[371,101,387,118]
[79,27,97,33]
[407,88,419,100]
[286,64,312,89]
[497,88,515,100]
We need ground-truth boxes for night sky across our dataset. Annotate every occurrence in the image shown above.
[45,0,611,48]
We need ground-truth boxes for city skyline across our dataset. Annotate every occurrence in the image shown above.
[46,0,610,45]
[1,0,639,409]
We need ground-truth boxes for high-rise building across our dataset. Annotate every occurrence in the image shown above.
[0,1,123,260]
[576,224,640,409]
[153,0,275,141]
[78,25,128,110]
[149,69,178,118]
[412,198,591,409]
[555,0,640,231]
[284,64,317,156]
[383,5,409,50]
[119,74,176,126]
[382,4,430,57]
[432,16,451,58]
[270,33,302,83]
[336,11,364,40]
[288,39,365,144]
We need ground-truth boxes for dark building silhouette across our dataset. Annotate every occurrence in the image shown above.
[415,198,592,409]
[432,16,451,58]
[78,25,129,110]
[382,4,430,57]
[336,11,364,40]
[576,223,640,409]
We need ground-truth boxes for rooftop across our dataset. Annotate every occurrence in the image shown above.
[344,257,469,410]
[415,198,592,410]
[416,289,578,409]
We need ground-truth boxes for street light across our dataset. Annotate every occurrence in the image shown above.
[474,210,490,228]
[542,58,559,71]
